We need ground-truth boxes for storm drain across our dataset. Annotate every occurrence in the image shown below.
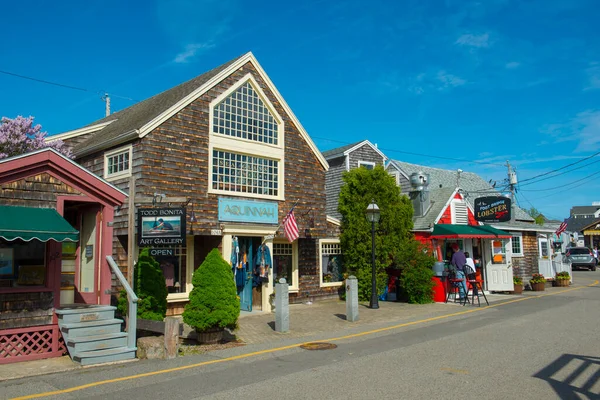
[300,342,338,350]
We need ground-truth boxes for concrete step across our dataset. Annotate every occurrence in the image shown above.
[73,347,137,366]
[60,319,123,339]
[56,306,116,324]
[67,332,128,353]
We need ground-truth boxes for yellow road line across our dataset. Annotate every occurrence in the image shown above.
[12,279,599,400]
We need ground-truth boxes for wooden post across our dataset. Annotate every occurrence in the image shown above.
[127,176,136,286]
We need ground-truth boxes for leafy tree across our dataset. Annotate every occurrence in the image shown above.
[183,249,240,332]
[0,116,71,159]
[338,165,414,300]
[527,207,545,225]
[117,248,168,321]
[396,239,436,304]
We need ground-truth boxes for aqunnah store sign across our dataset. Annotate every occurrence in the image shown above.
[138,207,186,247]
[474,196,511,223]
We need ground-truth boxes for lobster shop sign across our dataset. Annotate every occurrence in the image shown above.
[474,196,511,223]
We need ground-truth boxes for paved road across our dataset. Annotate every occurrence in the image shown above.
[3,271,600,400]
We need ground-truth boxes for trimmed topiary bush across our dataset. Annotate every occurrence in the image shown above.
[117,248,167,321]
[183,248,240,332]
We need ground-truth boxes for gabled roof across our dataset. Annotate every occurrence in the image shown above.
[567,216,599,233]
[570,205,600,216]
[580,218,600,232]
[0,148,128,206]
[321,140,387,161]
[51,52,328,170]
[388,159,535,222]
[413,187,456,230]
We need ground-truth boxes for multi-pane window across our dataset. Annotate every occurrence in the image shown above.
[512,235,522,255]
[213,82,279,145]
[105,147,131,179]
[273,243,293,287]
[148,247,186,294]
[492,240,507,264]
[212,150,279,196]
[321,242,345,284]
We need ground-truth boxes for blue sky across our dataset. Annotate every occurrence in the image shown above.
[1,0,599,219]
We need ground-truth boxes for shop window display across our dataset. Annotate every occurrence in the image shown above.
[273,243,293,286]
[0,239,46,288]
[321,242,345,283]
[150,247,186,294]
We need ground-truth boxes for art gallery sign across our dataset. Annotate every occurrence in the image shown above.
[137,207,186,247]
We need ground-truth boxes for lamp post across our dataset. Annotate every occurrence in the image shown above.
[366,200,381,309]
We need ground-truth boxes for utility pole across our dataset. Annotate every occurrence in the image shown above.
[506,160,518,221]
[102,93,111,117]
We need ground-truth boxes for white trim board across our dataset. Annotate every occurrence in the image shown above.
[343,140,388,161]
[46,120,116,142]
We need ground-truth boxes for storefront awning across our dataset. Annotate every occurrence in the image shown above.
[0,206,79,242]
[431,224,512,239]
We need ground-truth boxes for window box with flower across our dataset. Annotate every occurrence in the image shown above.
[530,273,546,291]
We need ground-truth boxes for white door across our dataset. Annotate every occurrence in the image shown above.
[485,239,514,291]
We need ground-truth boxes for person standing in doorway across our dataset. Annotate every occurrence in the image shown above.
[451,243,468,299]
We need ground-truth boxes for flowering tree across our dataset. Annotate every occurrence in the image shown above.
[0,116,72,159]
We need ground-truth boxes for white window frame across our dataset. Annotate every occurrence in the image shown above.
[103,144,132,181]
[538,237,549,259]
[273,240,299,292]
[166,235,195,302]
[511,233,524,257]
[358,160,376,169]
[451,199,469,225]
[208,74,285,201]
[319,239,344,287]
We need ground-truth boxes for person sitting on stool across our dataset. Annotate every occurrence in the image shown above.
[465,251,477,295]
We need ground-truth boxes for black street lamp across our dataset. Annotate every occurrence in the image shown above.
[366,200,381,309]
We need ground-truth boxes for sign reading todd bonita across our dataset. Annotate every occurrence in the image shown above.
[474,196,511,223]
[138,207,186,247]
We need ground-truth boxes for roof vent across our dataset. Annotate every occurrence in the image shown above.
[409,172,428,192]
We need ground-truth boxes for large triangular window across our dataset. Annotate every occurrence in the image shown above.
[212,81,279,145]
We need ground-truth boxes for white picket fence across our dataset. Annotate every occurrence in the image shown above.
[538,256,573,283]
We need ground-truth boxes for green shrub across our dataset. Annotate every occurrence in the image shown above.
[396,239,436,304]
[117,248,168,321]
[354,267,389,302]
[183,248,240,332]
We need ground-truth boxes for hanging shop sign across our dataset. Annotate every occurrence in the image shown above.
[218,198,278,224]
[474,196,511,223]
[138,207,186,247]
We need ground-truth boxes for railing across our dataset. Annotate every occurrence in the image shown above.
[107,256,138,349]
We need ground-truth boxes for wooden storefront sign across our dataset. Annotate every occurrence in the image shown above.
[138,208,186,247]
[474,196,511,223]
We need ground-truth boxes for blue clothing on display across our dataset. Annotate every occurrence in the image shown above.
[254,244,272,282]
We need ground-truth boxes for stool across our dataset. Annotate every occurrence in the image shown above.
[465,266,489,307]
[445,278,469,305]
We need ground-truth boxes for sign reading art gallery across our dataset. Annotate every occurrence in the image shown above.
[218,198,278,224]
[138,207,186,247]
[474,196,511,223]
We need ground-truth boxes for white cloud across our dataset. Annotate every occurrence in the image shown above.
[505,61,521,69]
[174,43,214,63]
[436,70,466,89]
[455,33,490,48]
[542,110,600,152]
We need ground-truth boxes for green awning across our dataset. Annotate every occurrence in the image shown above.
[0,206,79,242]
[431,224,512,239]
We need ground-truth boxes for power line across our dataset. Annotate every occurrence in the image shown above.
[0,69,136,101]
[315,136,506,167]
[518,150,600,184]
[527,170,600,201]
[519,158,600,188]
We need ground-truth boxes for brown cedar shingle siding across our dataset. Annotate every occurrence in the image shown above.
[512,231,539,282]
[347,143,385,170]
[0,173,84,208]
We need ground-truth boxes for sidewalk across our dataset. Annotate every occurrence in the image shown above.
[0,285,574,383]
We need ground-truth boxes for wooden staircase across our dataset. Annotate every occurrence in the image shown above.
[55,305,136,366]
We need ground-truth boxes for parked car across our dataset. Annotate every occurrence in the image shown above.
[565,247,597,271]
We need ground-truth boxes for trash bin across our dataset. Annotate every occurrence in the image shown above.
[432,261,447,302]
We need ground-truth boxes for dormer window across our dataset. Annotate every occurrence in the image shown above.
[358,161,375,170]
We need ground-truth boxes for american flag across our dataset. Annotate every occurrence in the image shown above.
[555,218,568,236]
[283,210,299,242]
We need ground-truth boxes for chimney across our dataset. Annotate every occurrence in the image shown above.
[409,172,430,217]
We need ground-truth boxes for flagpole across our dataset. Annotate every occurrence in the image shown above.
[262,199,300,244]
